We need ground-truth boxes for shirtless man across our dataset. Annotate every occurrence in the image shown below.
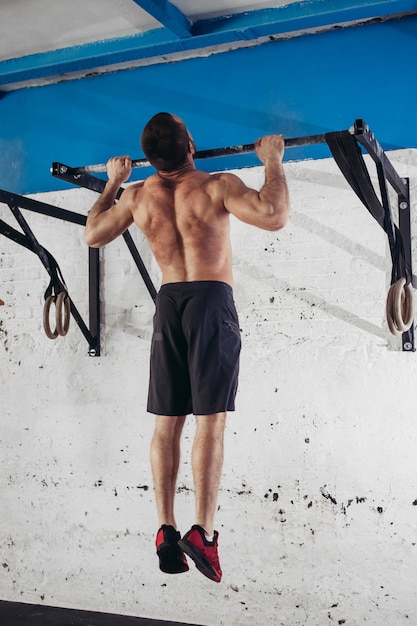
[84,112,289,583]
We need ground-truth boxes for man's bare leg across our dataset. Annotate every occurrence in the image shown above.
[192,412,227,536]
[150,414,186,529]
[176,412,226,582]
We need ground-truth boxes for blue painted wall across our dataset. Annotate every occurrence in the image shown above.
[1,14,416,195]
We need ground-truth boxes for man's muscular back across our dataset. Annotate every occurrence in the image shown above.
[84,133,289,277]
[128,169,233,286]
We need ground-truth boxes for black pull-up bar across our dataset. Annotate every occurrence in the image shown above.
[70,132,329,175]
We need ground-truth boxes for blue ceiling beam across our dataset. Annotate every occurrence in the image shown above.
[199,0,417,36]
[131,0,192,38]
[1,0,416,91]
[2,13,417,194]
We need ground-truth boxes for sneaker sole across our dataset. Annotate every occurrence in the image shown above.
[157,544,189,574]
[177,539,220,582]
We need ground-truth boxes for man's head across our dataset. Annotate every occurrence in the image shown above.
[141,112,194,172]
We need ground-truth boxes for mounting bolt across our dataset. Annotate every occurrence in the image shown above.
[399,201,408,210]
[59,165,68,174]
[403,342,413,351]
[88,348,97,357]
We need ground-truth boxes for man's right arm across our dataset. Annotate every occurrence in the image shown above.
[84,156,135,248]
[222,134,290,232]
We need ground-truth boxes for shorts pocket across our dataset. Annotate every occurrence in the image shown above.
[223,319,241,338]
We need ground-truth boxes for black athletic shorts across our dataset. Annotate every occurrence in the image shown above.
[147,281,241,416]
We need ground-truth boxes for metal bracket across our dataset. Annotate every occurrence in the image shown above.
[353,119,409,198]
[50,163,156,302]
[398,178,414,351]
[0,189,100,356]
[354,120,414,351]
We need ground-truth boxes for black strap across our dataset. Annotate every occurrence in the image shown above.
[0,216,68,299]
[325,131,410,285]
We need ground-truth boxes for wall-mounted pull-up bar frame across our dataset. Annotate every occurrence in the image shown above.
[325,121,413,350]
[48,167,157,302]
[50,118,414,351]
[0,190,100,356]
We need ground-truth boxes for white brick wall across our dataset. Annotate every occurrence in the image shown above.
[1,151,417,625]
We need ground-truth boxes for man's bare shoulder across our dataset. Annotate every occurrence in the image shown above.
[119,179,145,196]
[210,171,246,189]
[124,180,146,193]
[210,171,242,181]
[117,179,145,206]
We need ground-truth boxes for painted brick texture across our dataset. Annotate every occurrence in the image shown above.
[1,151,417,625]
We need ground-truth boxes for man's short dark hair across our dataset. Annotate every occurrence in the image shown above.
[140,112,190,171]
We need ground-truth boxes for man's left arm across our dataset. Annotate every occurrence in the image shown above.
[222,135,289,232]
[84,156,136,248]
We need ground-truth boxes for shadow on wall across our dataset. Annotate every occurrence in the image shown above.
[238,255,388,342]
[235,201,393,342]
[291,211,387,273]
[289,164,417,289]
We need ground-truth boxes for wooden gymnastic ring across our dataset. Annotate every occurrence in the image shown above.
[403,282,414,329]
[392,279,405,334]
[386,280,404,335]
[394,279,408,332]
[386,278,414,335]
[56,292,71,336]
[43,295,59,339]
[393,279,414,332]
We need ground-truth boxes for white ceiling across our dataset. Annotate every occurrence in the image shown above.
[2,1,413,92]
[0,0,299,61]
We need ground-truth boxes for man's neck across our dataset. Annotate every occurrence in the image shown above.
[157,158,196,180]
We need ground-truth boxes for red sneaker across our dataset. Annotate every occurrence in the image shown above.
[156,525,189,574]
[178,525,222,583]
